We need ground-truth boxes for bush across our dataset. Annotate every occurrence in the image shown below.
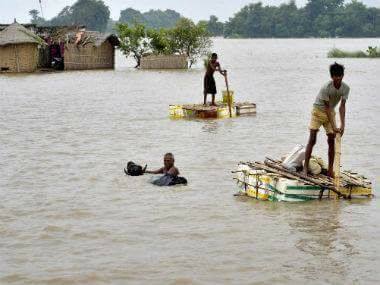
[327,47,380,58]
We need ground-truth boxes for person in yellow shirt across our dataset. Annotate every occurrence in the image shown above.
[303,63,349,177]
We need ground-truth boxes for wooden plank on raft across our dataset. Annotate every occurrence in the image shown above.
[265,157,335,186]
[266,157,370,188]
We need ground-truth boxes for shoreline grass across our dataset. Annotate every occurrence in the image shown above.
[328,46,380,58]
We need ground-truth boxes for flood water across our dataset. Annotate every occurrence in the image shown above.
[1,38,379,284]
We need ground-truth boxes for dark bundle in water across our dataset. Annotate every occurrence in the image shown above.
[124,161,147,176]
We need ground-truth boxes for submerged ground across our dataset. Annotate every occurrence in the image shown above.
[0,38,379,284]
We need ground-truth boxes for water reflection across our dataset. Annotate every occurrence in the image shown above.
[201,120,219,134]
[287,201,353,279]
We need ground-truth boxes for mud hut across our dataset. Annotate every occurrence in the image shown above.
[63,31,119,70]
[0,22,42,73]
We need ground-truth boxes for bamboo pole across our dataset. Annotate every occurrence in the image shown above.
[333,133,342,198]
[224,73,232,118]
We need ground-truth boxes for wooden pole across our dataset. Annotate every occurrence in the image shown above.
[333,133,342,198]
[224,74,232,118]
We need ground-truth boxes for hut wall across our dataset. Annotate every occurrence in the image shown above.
[64,41,115,70]
[140,54,188,69]
[0,43,38,73]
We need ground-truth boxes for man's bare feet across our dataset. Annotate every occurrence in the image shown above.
[302,168,308,177]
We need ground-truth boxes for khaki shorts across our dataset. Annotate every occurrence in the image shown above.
[309,107,336,134]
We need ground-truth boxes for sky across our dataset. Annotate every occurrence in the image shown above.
[0,0,379,24]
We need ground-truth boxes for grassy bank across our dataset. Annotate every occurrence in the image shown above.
[328,46,380,58]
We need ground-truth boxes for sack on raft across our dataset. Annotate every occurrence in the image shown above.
[150,174,188,186]
[124,161,147,176]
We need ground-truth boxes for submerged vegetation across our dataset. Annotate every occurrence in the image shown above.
[328,46,380,58]
[117,19,212,68]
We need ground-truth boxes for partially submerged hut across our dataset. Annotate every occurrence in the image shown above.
[0,22,43,73]
[63,31,120,70]
[140,54,188,69]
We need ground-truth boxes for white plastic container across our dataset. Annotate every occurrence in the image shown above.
[282,145,306,171]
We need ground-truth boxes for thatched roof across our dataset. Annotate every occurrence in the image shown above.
[66,31,119,47]
[90,32,120,47]
[0,22,42,46]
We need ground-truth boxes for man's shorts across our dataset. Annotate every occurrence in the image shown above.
[309,107,336,134]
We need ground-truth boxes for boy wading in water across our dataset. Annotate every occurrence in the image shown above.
[303,63,349,177]
[204,53,227,106]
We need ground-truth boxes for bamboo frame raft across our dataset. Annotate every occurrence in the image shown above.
[234,158,373,202]
[169,102,257,119]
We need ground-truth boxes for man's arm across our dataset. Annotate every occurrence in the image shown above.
[339,99,346,136]
[211,62,226,76]
[324,101,339,133]
[216,63,226,76]
[145,167,164,174]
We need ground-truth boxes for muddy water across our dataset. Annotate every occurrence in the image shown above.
[1,38,379,284]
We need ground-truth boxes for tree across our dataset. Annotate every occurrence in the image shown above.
[169,18,212,67]
[29,9,46,26]
[70,0,110,31]
[224,0,380,38]
[206,15,224,36]
[119,8,145,25]
[117,23,151,68]
[119,8,182,29]
[49,0,110,31]
[147,29,172,54]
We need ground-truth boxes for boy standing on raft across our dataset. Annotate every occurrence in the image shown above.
[204,53,227,106]
[303,63,349,177]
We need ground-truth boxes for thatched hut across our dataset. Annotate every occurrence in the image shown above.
[0,22,42,73]
[63,31,119,70]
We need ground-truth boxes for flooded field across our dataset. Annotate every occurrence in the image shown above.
[1,38,379,284]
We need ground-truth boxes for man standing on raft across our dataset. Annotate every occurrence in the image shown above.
[204,53,227,106]
[303,63,349,177]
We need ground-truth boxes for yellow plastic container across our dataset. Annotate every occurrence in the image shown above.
[222,90,234,104]
[169,105,184,118]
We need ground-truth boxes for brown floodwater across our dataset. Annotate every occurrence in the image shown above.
[0,38,379,284]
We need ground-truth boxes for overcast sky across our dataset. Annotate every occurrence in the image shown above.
[1,0,379,24]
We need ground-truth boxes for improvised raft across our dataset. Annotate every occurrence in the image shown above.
[234,158,373,202]
[169,91,256,119]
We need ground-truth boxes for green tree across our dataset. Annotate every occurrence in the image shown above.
[119,8,182,29]
[224,0,380,38]
[147,29,172,54]
[49,0,110,31]
[29,9,46,26]
[169,18,212,67]
[144,9,182,29]
[117,23,150,68]
[119,8,145,25]
[205,15,224,36]
[71,0,110,31]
